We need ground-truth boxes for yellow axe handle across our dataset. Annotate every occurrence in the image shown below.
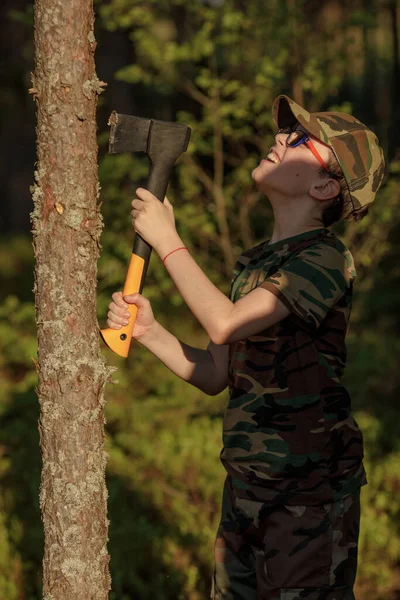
[100,254,145,358]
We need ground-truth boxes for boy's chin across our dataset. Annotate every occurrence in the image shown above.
[252,170,268,190]
[251,166,265,183]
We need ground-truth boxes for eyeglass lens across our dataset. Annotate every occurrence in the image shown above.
[287,131,308,147]
[277,127,308,147]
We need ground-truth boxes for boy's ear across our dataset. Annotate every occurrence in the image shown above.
[309,178,341,202]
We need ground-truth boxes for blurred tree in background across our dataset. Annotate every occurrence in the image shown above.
[0,0,400,598]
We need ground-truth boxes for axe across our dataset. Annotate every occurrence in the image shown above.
[100,112,191,358]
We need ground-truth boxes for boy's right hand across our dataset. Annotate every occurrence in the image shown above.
[107,292,156,340]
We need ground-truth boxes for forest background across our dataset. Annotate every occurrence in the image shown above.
[1,0,400,598]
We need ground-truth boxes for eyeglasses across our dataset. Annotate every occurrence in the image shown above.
[277,126,331,173]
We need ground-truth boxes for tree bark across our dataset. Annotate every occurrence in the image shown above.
[31,0,111,598]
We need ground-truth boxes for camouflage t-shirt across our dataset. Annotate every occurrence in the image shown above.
[221,227,367,506]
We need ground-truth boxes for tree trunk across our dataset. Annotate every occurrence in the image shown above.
[31,0,111,598]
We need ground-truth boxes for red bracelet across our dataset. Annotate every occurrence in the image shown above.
[162,246,188,266]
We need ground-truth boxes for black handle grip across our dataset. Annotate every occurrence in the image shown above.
[131,160,175,292]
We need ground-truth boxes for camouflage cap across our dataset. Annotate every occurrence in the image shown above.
[272,95,385,218]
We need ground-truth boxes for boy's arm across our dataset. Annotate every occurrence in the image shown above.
[139,321,229,396]
[158,236,290,345]
[131,189,290,344]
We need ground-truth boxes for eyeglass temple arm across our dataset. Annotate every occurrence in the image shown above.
[304,140,330,172]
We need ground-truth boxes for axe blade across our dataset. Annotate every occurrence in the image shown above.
[108,111,151,155]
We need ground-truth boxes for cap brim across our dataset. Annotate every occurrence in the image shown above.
[272,95,326,144]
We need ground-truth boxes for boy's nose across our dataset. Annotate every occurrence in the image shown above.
[274,132,287,143]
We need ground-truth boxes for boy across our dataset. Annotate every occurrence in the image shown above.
[106,95,385,599]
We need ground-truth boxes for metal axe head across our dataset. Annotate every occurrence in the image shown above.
[108,111,191,165]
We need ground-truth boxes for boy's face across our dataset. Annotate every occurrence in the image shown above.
[252,123,337,200]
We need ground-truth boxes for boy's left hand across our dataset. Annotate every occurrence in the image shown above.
[131,188,179,255]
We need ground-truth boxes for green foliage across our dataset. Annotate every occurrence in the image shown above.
[0,237,42,599]
[357,413,400,593]
[96,1,400,595]
[106,393,226,599]
[95,1,400,594]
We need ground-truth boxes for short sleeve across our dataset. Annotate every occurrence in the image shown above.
[259,243,356,329]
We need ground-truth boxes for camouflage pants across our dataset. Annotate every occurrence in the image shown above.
[211,476,360,600]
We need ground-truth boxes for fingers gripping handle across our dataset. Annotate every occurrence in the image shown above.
[100,254,145,358]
